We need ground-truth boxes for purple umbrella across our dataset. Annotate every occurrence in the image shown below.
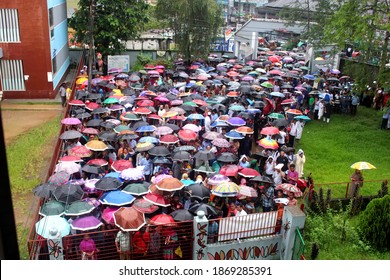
[91,78,103,85]
[330,69,340,75]
[61,117,82,125]
[109,104,124,111]
[170,99,183,106]
[71,216,103,231]
[207,174,231,186]
[283,56,294,63]
[241,75,254,82]
[227,117,246,126]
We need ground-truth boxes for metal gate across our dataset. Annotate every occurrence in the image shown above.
[291,228,305,260]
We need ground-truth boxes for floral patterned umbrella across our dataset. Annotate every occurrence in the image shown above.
[48,171,70,187]
[68,145,93,158]
[211,138,231,148]
[111,159,133,172]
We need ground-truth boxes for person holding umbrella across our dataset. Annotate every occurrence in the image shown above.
[349,169,364,197]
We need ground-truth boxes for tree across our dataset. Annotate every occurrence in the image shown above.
[155,0,224,62]
[69,0,149,56]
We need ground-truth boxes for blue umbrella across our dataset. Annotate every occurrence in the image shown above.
[99,190,135,206]
[246,108,261,114]
[139,136,159,144]
[104,172,124,182]
[225,131,244,139]
[181,179,196,187]
[135,125,156,133]
[211,121,230,128]
[294,115,311,121]
[187,113,205,120]
[35,216,71,238]
[303,74,315,81]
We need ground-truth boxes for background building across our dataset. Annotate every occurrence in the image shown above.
[0,0,70,99]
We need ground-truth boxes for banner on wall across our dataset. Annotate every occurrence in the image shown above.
[107,55,130,73]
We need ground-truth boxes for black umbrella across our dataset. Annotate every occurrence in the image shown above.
[164,123,180,131]
[172,151,191,161]
[92,107,108,115]
[116,134,139,141]
[95,177,123,191]
[87,93,101,100]
[165,93,177,101]
[53,183,84,204]
[173,145,197,153]
[100,121,116,129]
[211,104,227,112]
[194,150,215,161]
[271,119,289,127]
[33,183,56,199]
[189,202,218,217]
[98,131,116,142]
[179,105,194,112]
[148,146,171,157]
[76,112,92,119]
[250,175,273,184]
[253,101,265,108]
[82,164,104,174]
[185,183,210,202]
[59,130,83,140]
[103,83,117,90]
[86,119,103,127]
[170,209,195,222]
[217,152,237,163]
[190,93,204,100]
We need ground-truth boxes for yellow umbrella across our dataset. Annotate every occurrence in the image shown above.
[76,77,88,85]
[135,142,154,152]
[162,111,178,118]
[85,140,108,151]
[112,89,122,95]
[350,162,376,170]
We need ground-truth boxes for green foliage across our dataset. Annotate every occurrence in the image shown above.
[69,0,149,56]
[155,0,224,61]
[131,53,153,72]
[358,195,390,250]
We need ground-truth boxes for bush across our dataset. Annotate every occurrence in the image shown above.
[358,194,390,250]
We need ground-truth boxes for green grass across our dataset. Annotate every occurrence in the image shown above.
[298,106,389,197]
[6,116,61,194]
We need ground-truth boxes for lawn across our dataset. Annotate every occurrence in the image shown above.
[297,106,389,198]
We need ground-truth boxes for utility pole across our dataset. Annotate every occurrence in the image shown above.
[87,0,95,93]
[237,0,241,30]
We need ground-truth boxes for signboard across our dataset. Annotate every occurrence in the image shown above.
[107,55,130,73]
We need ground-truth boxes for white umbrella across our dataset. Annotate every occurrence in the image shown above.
[54,162,81,175]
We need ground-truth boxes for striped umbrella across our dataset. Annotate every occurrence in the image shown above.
[239,185,258,197]
[258,137,279,150]
[211,182,240,197]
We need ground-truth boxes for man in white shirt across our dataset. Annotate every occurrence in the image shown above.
[288,119,298,147]
[236,203,247,216]
[294,119,304,147]
[204,111,212,132]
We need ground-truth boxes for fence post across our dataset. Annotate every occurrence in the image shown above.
[192,211,209,260]
[345,182,350,198]
[47,228,64,260]
[280,206,306,260]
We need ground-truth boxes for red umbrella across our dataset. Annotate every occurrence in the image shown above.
[147,114,162,120]
[149,213,176,226]
[134,107,152,115]
[235,126,254,135]
[275,183,303,197]
[111,159,133,172]
[113,207,146,232]
[69,99,85,106]
[170,115,187,121]
[178,129,198,142]
[260,126,280,135]
[192,99,208,106]
[219,164,241,177]
[227,91,239,97]
[87,158,108,166]
[137,99,154,107]
[133,198,159,214]
[159,134,180,144]
[68,146,93,158]
[227,71,239,77]
[59,155,83,163]
[286,109,303,115]
[85,102,100,111]
[268,55,281,63]
[144,193,171,207]
[281,99,295,105]
[269,69,283,75]
[238,168,260,178]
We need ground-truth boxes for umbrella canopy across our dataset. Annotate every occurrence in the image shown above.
[87,158,108,167]
[48,171,71,187]
[122,182,150,196]
[183,123,202,132]
[149,213,176,226]
[211,138,231,148]
[59,130,83,140]
[260,126,280,135]
[272,118,289,127]
[154,126,174,136]
[217,152,237,163]
[58,155,83,163]
[101,206,120,225]
[54,162,81,175]
[95,177,123,191]
[178,129,198,142]
[114,124,131,133]
[275,183,303,197]
[172,151,192,161]
[225,131,244,139]
[194,150,216,161]
[64,200,95,216]
[111,159,134,172]
[187,113,204,120]
[211,181,240,197]
[39,200,65,216]
[53,183,84,204]
[157,177,185,191]
[202,131,223,140]
[350,162,376,170]
[170,209,194,221]
[258,137,279,150]
[227,117,246,126]
[139,136,159,144]
[132,198,159,214]
[71,216,103,231]
[268,113,285,119]
[294,115,311,121]
[33,183,56,199]
[68,146,93,158]
[159,134,180,144]
[219,164,240,176]
[185,183,211,202]
[120,167,145,181]
[143,193,170,207]
[235,126,254,135]
[99,190,135,206]
[286,109,303,115]
[135,142,155,152]
[238,168,260,178]
[135,125,156,133]
[164,123,181,131]
[82,164,104,175]
[35,216,71,238]
[61,117,81,125]
[188,202,218,217]
[148,145,171,157]
[239,185,258,197]
[113,207,146,232]
[208,174,231,186]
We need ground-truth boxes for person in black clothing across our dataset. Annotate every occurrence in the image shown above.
[275,150,289,172]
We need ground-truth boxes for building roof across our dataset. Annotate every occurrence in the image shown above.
[264,0,318,12]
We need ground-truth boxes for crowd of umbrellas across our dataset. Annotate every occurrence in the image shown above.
[33,51,345,239]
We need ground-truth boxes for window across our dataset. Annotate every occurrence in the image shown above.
[52,56,57,74]
[0,9,20,42]
[49,8,54,27]
[50,29,54,39]
[0,60,25,91]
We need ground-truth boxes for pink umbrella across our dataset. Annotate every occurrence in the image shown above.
[178,129,198,142]
[144,193,171,207]
[211,138,231,148]
[101,207,120,225]
[68,146,93,158]
[154,126,174,136]
[159,134,180,144]
[219,164,241,177]
[170,99,183,106]
[152,174,173,184]
[182,123,202,132]
[87,158,108,166]
[111,159,133,172]
[238,168,260,178]
[81,127,99,135]
[133,198,159,214]
[61,118,81,125]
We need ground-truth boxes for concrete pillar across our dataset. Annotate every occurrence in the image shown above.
[192,210,209,260]
[280,206,306,260]
[251,32,258,60]
[47,228,64,260]
[234,40,240,58]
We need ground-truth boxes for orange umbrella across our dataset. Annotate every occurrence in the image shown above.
[156,177,185,192]
[113,207,146,232]
[235,126,254,135]
[85,140,108,151]
[286,109,303,115]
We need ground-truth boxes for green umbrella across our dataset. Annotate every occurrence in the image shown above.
[229,105,246,111]
[248,71,259,76]
[65,200,95,216]
[122,183,150,196]
[39,200,65,216]
[103,97,119,105]
[183,101,198,107]
[300,66,309,71]
[268,113,285,119]
[261,81,273,89]
[114,124,130,133]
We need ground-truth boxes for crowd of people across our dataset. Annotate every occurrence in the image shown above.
[37,51,359,259]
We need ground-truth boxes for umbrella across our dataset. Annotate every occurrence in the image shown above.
[239,186,258,197]
[188,202,218,217]
[76,112,92,119]
[135,125,156,133]
[71,216,103,231]
[113,207,146,232]
[350,162,376,170]
[54,162,81,175]
[170,209,195,221]
[172,151,192,161]
[164,123,180,131]
[82,164,104,175]
[61,117,81,126]
[238,168,260,178]
[132,198,159,214]
[187,113,204,120]
[139,136,159,144]
[258,137,279,150]
[53,183,84,204]
[137,99,154,107]
[261,81,273,88]
[150,213,176,226]
[68,146,93,158]
[211,138,231,148]
[235,126,254,135]
[69,99,85,106]
[134,107,152,115]
[268,113,285,119]
[58,155,83,163]
[85,119,103,128]
[87,158,108,167]
[39,200,65,216]
[281,99,296,105]
[83,178,99,194]
[111,159,133,172]
[183,123,202,132]
[120,167,145,181]
[275,183,303,197]
[157,177,185,191]
[99,190,135,206]
[101,206,120,225]
[59,130,83,140]
[154,126,174,136]
[143,193,170,207]
[95,177,123,191]
[227,117,246,126]
[82,127,100,135]
[122,182,150,196]
[159,134,180,144]
[114,124,130,133]
[219,164,240,176]
[211,181,240,197]
[178,129,198,142]
[135,142,155,152]
[202,131,223,141]
[225,131,244,139]
[35,216,71,238]
[272,118,289,127]
[194,150,216,161]
[48,171,70,187]
[294,115,311,121]
[207,174,231,186]
[286,109,303,115]
[229,105,246,112]
[120,112,140,121]
[64,200,95,216]
[260,126,280,135]
[85,140,108,151]
[33,183,56,199]
[148,145,171,157]
[173,145,197,153]
[185,183,210,201]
